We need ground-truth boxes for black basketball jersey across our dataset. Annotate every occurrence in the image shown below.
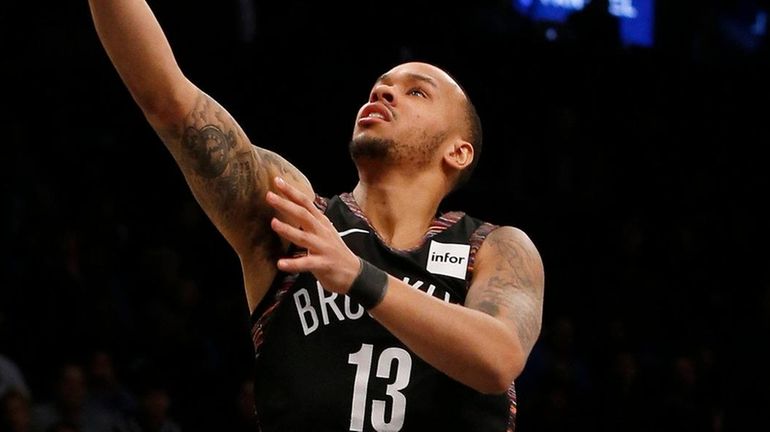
[250,193,517,432]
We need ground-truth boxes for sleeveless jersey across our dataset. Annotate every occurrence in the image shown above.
[250,193,517,432]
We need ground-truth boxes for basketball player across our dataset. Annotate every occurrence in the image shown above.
[88,1,545,430]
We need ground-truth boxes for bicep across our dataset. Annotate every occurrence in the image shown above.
[150,88,313,258]
[465,226,545,358]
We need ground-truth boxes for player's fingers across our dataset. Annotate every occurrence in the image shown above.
[274,177,324,218]
[270,217,316,248]
[276,254,321,273]
[266,191,318,230]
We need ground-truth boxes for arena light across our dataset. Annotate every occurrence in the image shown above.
[513,0,656,47]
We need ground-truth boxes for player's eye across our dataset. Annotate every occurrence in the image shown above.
[408,88,427,98]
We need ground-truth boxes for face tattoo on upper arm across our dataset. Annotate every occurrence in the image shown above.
[169,91,314,258]
[179,94,260,210]
[154,91,280,257]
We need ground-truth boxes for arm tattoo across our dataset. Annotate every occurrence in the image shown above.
[473,276,511,317]
[260,151,304,184]
[182,125,236,179]
[179,95,259,217]
[472,231,544,353]
[166,92,284,258]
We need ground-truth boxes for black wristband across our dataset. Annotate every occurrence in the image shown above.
[348,257,389,310]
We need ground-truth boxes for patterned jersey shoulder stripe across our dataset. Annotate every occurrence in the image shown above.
[466,222,499,285]
[314,194,329,212]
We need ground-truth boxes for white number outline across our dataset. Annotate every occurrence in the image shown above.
[348,344,413,432]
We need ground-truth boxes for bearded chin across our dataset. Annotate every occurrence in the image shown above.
[349,135,394,161]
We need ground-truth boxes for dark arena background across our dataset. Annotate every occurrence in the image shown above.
[2,1,769,431]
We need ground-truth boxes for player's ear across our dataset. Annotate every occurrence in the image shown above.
[443,139,474,171]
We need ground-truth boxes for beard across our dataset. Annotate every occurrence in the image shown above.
[349,135,394,161]
[349,130,448,169]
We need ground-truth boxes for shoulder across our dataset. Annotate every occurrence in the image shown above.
[485,225,536,247]
[474,225,543,276]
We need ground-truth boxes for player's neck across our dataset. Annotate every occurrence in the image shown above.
[352,177,445,250]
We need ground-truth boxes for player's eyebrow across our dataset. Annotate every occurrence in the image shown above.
[376,72,438,88]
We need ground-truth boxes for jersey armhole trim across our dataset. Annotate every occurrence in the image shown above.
[314,194,329,212]
[465,222,499,289]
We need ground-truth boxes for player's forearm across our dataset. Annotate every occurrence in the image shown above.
[88,0,193,117]
[369,279,526,395]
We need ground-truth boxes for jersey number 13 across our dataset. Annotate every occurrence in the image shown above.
[348,343,413,432]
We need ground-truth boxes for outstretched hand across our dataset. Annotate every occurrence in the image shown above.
[266,177,361,294]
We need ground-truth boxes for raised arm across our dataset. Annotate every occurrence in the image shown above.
[88,0,313,310]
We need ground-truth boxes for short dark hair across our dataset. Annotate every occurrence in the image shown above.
[454,89,483,191]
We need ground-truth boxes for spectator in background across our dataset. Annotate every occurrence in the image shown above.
[516,315,593,432]
[44,423,78,432]
[0,355,30,400]
[31,363,117,432]
[85,350,136,420]
[220,378,256,432]
[598,351,648,432]
[120,383,181,432]
[0,389,32,432]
